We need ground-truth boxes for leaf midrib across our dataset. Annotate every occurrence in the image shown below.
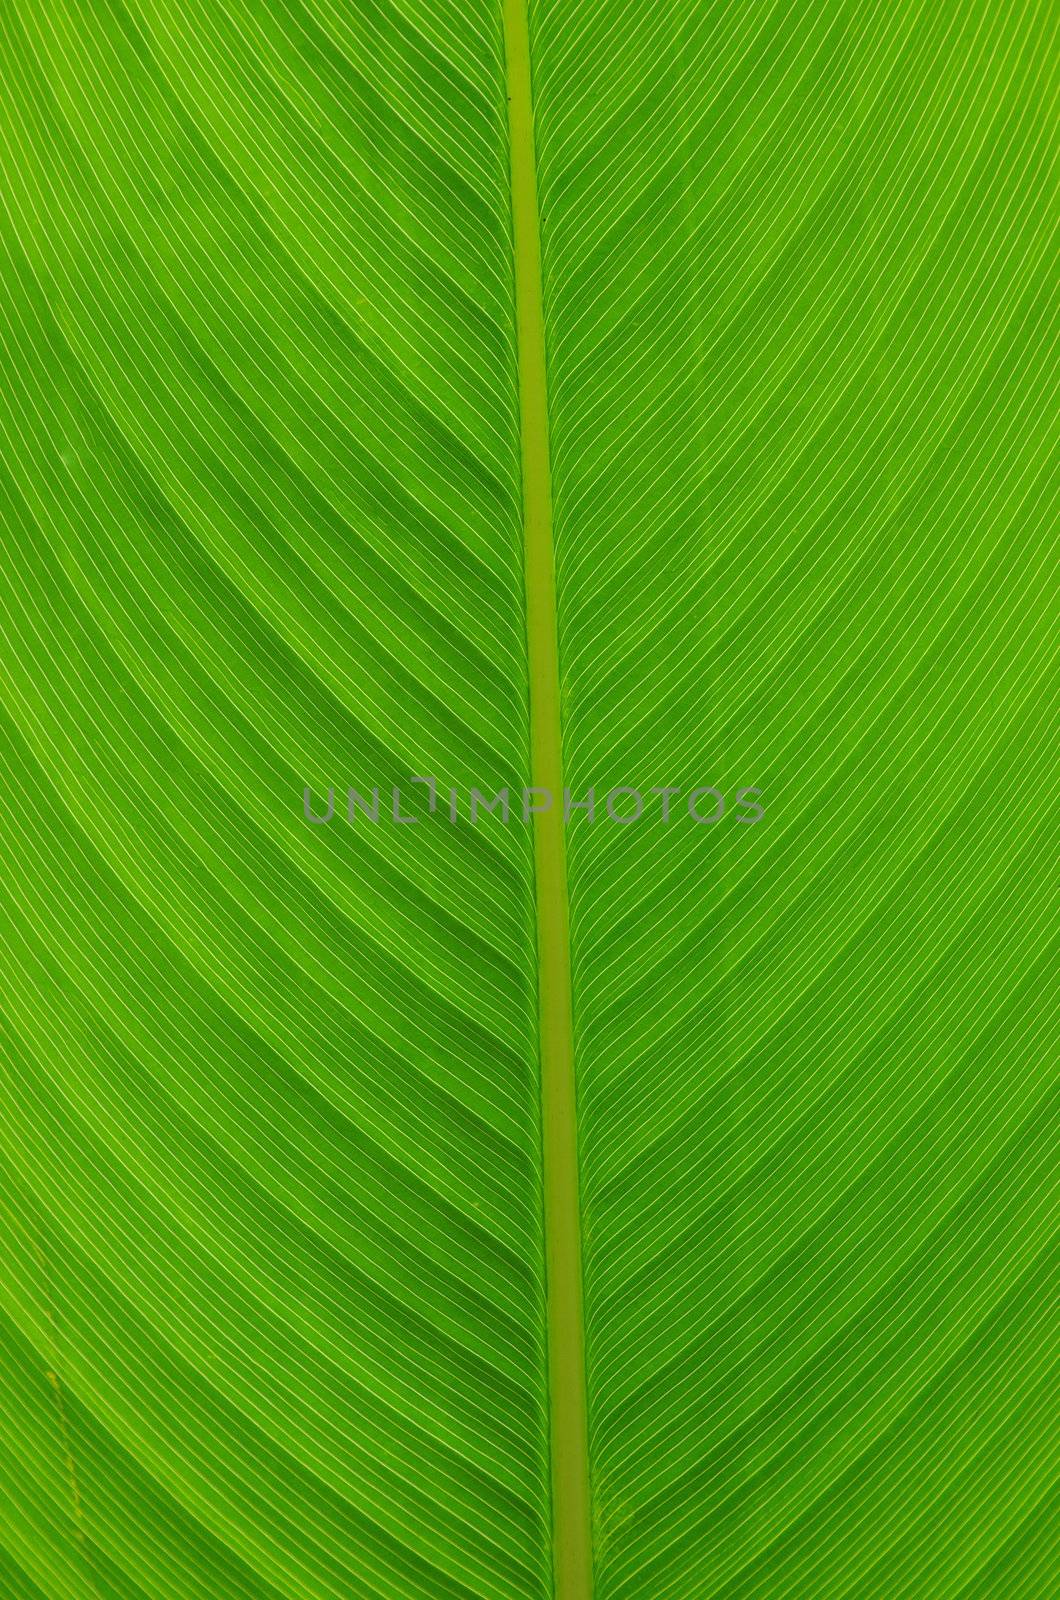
[502,3,593,1597]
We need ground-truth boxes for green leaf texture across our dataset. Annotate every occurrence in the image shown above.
[1,3,1057,1600]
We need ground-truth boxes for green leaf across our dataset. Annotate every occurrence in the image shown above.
[1,4,1056,1600]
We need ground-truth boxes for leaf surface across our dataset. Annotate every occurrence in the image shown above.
[1,3,1057,1599]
